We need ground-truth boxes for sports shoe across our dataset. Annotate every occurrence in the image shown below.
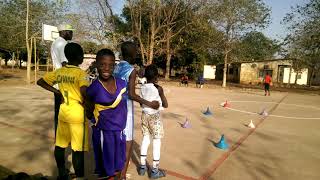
[150,168,166,179]
[138,165,147,176]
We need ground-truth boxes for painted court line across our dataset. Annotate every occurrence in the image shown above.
[229,100,320,110]
[226,106,320,120]
[199,94,288,180]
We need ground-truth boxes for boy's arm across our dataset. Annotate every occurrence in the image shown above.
[85,94,94,120]
[156,85,168,108]
[80,86,87,101]
[128,70,160,109]
[37,78,62,96]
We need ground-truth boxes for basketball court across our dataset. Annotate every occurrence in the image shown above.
[0,77,320,180]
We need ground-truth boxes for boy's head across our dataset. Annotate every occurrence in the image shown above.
[120,41,137,64]
[144,64,158,83]
[64,43,84,66]
[96,48,115,80]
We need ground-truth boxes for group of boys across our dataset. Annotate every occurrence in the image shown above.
[37,24,168,180]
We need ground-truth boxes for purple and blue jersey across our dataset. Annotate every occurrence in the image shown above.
[87,77,128,176]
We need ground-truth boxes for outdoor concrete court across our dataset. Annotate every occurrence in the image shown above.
[0,84,320,180]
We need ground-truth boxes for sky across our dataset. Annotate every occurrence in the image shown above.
[262,0,306,40]
[110,0,307,41]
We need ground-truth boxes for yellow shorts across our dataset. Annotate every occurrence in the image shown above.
[55,121,89,151]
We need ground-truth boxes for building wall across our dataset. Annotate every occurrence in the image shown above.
[203,65,216,79]
[311,71,320,86]
[283,68,308,85]
[240,60,292,85]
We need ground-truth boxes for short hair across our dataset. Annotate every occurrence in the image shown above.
[121,41,136,58]
[144,64,158,81]
[64,43,83,65]
[96,48,115,62]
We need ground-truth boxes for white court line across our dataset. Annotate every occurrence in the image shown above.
[229,100,320,110]
[223,103,320,120]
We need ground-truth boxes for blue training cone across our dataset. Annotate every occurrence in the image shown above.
[203,107,213,116]
[215,134,229,150]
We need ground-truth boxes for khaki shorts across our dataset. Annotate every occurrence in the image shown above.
[141,112,164,139]
[55,121,89,151]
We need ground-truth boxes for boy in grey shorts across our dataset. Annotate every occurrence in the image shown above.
[138,64,168,179]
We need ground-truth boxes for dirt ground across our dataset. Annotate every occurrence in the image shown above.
[1,69,320,180]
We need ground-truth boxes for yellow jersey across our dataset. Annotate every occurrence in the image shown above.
[43,65,89,123]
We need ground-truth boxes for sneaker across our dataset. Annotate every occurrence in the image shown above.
[138,165,147,176]
[150,168,166,179]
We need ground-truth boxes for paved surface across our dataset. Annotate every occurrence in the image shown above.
[0,83,320,180]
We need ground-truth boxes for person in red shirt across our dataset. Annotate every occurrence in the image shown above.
[264,72,272,96]
[180,74,189,87]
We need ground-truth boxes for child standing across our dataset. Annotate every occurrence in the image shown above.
[37,43,89,180]
[113,41,159,179]
[86,49,128,179]
[138,64,168,179]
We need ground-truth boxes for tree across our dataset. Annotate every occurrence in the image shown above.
[0,0,65,83]
[160,1,192,79]
[26,0,31,84]
[235,31,280,61]
[73,0,117,47]
[207,0,270,87]
[283,0,320,86]
[127,0,172,65]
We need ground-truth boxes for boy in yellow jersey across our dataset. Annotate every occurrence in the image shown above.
[37,43,89,180]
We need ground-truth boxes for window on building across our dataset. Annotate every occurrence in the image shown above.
[297,74,302,79]
[259,70,264,78]
[259,70,273,78]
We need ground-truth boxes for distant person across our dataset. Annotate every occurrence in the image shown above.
[180,74,188,87]
[138,64,168,179]
[37,43,89,180]
[86,49,128,179]
[264,72,272,96]
[113,41,159,179]
[51,24,74,135]
[196,74,205,88]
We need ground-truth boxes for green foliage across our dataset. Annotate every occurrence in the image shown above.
[235,31,280,61]
[0,0,65,58]
[80,41,105,54]
[284,0,320,77]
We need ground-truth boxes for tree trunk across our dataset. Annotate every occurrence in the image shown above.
[165,35,171,80]
[308,68,314,87]
[287,67,292,87]
[26,0,31,84]
[294,72,298,85]
[148,29,155,65]
[222,51,228,88]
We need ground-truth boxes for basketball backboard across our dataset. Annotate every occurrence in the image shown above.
[42,24,59,41]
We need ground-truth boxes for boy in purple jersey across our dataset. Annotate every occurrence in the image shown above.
[86,49,127,179]
[114,41,160,179]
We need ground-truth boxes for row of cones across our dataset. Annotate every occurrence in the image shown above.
[180,119,257,129]
[203,105,268,117]
[180,101,269,150]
